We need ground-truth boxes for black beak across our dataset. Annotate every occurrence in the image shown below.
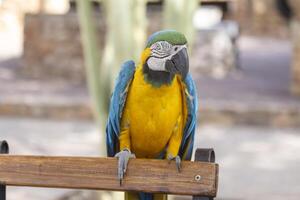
[165,48,189,80]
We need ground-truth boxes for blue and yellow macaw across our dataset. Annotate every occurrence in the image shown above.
[106,30,198,200]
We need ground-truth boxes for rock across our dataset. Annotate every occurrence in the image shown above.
[191,21,239,79]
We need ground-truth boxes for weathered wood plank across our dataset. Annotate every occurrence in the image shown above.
[0,155,218,196]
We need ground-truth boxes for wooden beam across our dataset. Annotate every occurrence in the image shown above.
[0,155,218,196]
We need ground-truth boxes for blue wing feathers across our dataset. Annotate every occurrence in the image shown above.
[179,73,198,160]
[106,60,136,157]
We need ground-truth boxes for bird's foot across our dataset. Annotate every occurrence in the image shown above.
[167,155,181,172]
[115,149,135,186]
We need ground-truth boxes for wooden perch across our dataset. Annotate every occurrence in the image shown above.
[0,155,218,196]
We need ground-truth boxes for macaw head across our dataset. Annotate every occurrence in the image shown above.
[141,30,189,86]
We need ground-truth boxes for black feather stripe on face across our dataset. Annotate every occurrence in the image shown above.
[142,61,175,87]
[151,41,172,58]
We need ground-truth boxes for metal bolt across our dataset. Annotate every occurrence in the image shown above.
[194,175,201,181]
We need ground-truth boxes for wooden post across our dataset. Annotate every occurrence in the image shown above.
[0,141,9,200]
[193,148,217,200]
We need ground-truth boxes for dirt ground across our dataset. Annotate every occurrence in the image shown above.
[0,118,299,200]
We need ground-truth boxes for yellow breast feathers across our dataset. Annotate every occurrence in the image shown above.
[119,65,187,158]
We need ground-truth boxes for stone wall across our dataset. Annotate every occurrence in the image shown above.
[22,1,295,84]
[231,0,289,37]
[21,7,163,83]
[22,13,105,83]
[289,1,300,95]
[22,1,293,83]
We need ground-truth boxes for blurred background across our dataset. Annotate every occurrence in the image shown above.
[0,0,300,199]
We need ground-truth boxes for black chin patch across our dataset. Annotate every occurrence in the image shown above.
[143,62,175,87]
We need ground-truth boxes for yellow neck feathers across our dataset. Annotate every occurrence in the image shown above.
[140,48,151,65]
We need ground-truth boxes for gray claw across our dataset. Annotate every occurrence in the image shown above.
[175,156,181,172]
[168,155,181,172]
[115,149,135,186]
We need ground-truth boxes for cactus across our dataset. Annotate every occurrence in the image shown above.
[102,0,147,88]
[77,0,110,156]
[163,0,198,49]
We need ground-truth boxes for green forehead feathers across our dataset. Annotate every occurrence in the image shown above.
[146,30,187,48]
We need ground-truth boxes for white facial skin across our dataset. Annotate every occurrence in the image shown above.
[147,41,187,72]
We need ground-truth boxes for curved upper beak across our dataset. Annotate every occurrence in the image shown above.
[165,48,189,79]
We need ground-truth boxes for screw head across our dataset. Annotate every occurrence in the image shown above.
[195,174,201,181]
